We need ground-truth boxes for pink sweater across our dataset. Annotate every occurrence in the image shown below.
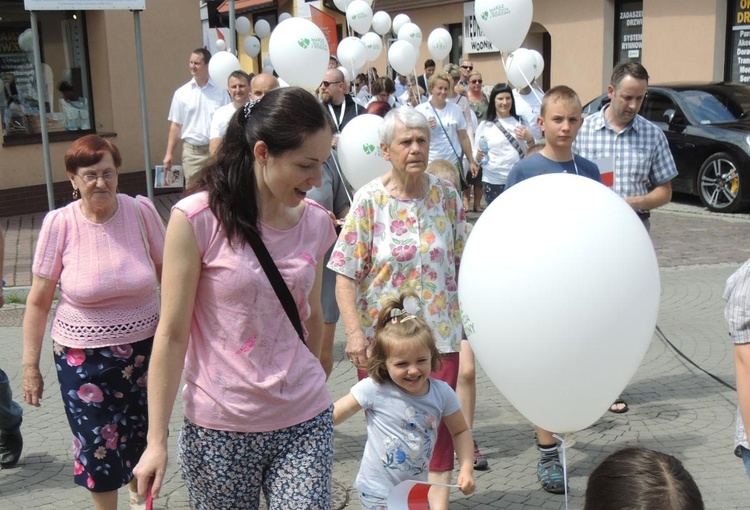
[33,195,165,348]
[176,191,336,433]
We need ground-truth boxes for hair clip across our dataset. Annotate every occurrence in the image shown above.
[390,307,416,324]
[243,98,261,119]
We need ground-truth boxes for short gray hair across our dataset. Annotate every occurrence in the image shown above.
[379,107,430,146]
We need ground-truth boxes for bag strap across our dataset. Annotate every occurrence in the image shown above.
[133,196,160,307]
[246,230,307,346]
[493,118,525,159]
[430,103,469,188]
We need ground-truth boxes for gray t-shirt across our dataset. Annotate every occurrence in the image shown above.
[350,377,461,498]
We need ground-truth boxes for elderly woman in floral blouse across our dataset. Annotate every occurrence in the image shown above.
[328,106,469,510]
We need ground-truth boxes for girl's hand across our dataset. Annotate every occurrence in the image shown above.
[133,444,168,500]
[456,469,476,495]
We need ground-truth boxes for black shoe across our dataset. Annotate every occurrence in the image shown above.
[0,424,23,469]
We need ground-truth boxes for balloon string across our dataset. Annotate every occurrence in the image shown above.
[553,434,569,510]
[411,66,422,104]
[329,150,353,204]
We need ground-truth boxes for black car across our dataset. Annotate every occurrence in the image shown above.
[583,83,750,212]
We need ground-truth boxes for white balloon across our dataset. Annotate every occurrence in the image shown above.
[215,39,226,51]
[360,32,383,62]
[397,22,422,50]
[504,48,537,89]
[277,77,290,88]
[427,28,452,61]
[474,0,532,53]
[338,66,353,82]
[371,11,392,35]
[208,51,241,91]
[388,39,418,77]
[255,19,271,39]
[279,12,292,22]
[338,114,392,190]
[268,18,329,90]
[459,174,660,434]
[17,29,33,53]
[235,16,251,36]
[337,36,368,72]
[262,64,274,74]
[243,36,261,58]
[333,0,353,12]
[346,0,373,35]
[392,14,411,37]
[530,49,544,79]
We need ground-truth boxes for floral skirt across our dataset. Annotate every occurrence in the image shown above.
[55,337,152,493]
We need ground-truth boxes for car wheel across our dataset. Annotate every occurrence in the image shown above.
[698,152,747,213]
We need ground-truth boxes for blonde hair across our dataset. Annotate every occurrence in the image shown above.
[427,159,461,190]
[367,293,442,384]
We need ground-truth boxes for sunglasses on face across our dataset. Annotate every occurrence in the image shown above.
[320,80,342,88]
[461,65,473,71]
[470,79,483,84]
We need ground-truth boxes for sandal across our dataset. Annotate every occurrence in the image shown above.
[129,489,147,510]
[537,458,566,494]
[609,398,629,414]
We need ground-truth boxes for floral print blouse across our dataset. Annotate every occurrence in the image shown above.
[328,174,469,353]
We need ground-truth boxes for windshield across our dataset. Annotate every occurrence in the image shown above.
[677,87,750,124]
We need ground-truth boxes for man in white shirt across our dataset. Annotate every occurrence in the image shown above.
[163,48,230,185]
[209,71,250,155]
[394,74,409,100]
[513,82,544,141]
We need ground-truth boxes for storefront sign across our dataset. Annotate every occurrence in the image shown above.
[729,0,750,83]
[463,2,498,54]
[24,0,145,10]
[615,1,642,63]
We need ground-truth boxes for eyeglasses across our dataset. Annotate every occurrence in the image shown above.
[470,79,483,84]
[355,82,363,87]
[77,172,117,184]
[461,65,473,71]
[320,80,342,88]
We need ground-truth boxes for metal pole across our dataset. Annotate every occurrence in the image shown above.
[30,11,55,211]
[133,11,154,201]
[229,0,236,55]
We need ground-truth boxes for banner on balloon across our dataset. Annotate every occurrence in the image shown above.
[463,2,498,54]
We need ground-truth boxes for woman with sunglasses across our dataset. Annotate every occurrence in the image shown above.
[467,71,489,122]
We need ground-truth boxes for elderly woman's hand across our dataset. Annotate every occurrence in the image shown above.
[345,329,370,369]
[22,366,44,407]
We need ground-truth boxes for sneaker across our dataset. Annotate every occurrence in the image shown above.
[0,424,22,469]
[473,440,489,471]
[537,458,566,494]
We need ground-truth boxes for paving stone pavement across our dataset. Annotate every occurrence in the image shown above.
[2,194,750,508]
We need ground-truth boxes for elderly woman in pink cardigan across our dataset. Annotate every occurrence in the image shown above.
[21,135,165,510]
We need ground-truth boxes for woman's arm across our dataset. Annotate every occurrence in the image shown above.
[736,343,750,441]
[21,275,58,407]
[133,209,201,499]
[335,274,368,369]
[443,409,476,495]
[458,129,478,178]
[333,393,362,425]
[304,259,325,360]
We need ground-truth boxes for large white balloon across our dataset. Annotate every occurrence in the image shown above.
[459,174,660,434]
[392,14,411,37]
[388,40,418,77]
[530,49,544,79]
[268,18,329,90]
[474,0,532,53]
[337,36,368,72]
[504,48,537,89]
[371,11,392,35]
[346,0,373,35]
[254,19,271,39]
[338,114,392,190]
[427,28,452,61]
[235,16,251,35]
[208,51,241,90]
[243,36,261,57]
[360,32,383,62]
[397,22,422,50]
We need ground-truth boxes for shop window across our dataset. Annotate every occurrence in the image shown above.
[727,0,750,83]
[614,0,643,64]
[1,1,93,145]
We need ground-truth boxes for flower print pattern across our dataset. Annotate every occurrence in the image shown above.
[55,338,152,493]
[328,176,469,352]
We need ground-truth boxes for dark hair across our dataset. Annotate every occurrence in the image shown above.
[584,447,704,510]
[424,59,436,69]
[371,76,395,96]
[610,61,649,88]
[365,100,391,117]
[486,83,520,122]
[228,70,249,83]
[540,85,581,117]
[64,134,122,174]
[367,292,442,384]
[193,48,211,65]
[191,87,333,246]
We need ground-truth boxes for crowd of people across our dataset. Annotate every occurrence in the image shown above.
[0,46,733,510]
